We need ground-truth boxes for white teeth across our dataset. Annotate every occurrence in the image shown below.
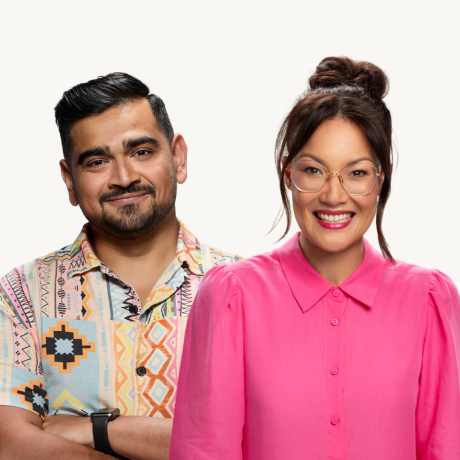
[316,212,352,223]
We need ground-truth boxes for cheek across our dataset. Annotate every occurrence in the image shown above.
[142,161,174,184]
[75,176,105,206]
[356,196,378,221]
[291,191,316,224]
[351,196,379,236]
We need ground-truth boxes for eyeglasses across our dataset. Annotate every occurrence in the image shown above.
[287,160,382,196]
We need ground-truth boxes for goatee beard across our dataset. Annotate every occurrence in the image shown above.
[85,182,177,240]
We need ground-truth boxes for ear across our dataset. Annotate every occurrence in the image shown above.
[378,171,385,195]
[170,133,188,185]
[281,156,291,188]
[60,160,79,206]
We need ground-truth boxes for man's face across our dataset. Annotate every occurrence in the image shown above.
[60,98,187,240]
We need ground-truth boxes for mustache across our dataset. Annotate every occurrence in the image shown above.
[99,184,156,206]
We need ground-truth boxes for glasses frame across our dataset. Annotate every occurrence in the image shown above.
[287,159,383,196]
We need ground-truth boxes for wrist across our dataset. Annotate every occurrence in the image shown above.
[90,408,120,455]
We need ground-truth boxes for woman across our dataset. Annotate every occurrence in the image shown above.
[170,57,460,459]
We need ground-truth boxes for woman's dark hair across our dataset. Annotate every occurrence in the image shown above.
[274,56,394,262]
[54,72,174,164]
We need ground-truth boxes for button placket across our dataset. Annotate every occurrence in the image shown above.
[325,294,345,458]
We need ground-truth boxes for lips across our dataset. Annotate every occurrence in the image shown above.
[105,192,149,203]
[314,210,355,229]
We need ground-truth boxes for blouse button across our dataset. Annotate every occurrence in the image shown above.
[331,318,339,326]
[330,367,338,375]
[332,289,340,297]
[331,417,339,425]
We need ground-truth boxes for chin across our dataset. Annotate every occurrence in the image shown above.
[307,230,357,254]
[317,241,351,253]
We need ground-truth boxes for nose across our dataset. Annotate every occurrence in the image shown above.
[108,157,141,189]
[319,173,349,206]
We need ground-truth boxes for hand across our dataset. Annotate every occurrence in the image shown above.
[42,415,94,448]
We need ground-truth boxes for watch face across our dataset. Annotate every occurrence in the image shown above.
[91,408,120,420]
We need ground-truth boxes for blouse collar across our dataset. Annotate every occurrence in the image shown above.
[277,233,386,313]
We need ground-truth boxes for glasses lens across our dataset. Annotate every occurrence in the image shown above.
[341,163,377,195]
[291,160,327,192]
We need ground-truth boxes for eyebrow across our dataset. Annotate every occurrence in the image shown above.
[296,153,376,168]
[77,136,160,165]
[123,136,160,150]
[77,146,111,165]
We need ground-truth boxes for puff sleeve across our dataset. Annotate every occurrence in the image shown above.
[170,265,245,460]
[416,270,460,459]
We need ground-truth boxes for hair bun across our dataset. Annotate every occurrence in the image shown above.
[309,56,389,100]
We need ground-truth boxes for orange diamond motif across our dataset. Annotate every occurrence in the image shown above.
[42,321,95,374]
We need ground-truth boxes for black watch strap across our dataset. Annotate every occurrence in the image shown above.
[92,414,115,455]
[91,410,128,460]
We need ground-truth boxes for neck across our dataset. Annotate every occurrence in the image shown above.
[88,208,179,284]
[299,234,365,287]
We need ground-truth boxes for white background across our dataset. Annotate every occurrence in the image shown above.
[0,1,459,286]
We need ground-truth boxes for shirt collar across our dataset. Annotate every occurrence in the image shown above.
[68,225,101,277]
[277,233,385,313]
[339,238,386,308]
[68,220,203,279]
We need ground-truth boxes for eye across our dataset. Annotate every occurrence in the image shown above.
[133,149,150,158]
[87,159,106,168]
[349,169,369,178]
[305,167,323,176]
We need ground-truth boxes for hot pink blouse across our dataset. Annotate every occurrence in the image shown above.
[170,235,460,460]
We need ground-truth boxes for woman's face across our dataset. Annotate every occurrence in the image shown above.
[287,117,384,254]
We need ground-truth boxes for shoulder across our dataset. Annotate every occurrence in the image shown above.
[199,241,243,274]
[382,259,440,291]
[0,243,73,301]
[193,251,280,320]
[385,258,434,278]
[384,259,459,316]
[384,258,457,288]
[200,247,281,289]
[427,269,459,319]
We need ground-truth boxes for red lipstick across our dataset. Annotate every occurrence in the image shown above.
[314,210,355,230]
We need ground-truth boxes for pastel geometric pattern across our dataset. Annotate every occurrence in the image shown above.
[147,349,168,375]
[151,322,168,345]
[42,321,95,373]
[136,319,177,418]
[0,221,241,419]
[49,380,86,415]
[150,379,169,405]
[113,321,136,415]
[12,377,48,420]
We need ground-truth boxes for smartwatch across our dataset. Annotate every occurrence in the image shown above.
[91,408,127,459]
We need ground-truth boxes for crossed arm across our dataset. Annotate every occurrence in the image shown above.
[0,406,171,460]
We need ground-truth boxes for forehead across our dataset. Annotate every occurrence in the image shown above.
[69,98,163,155]
[297,118,375,166]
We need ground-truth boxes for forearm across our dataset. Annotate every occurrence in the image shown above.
[108,416,172,460]
[0,419,116,460]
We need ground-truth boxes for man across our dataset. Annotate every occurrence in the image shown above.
[0,73,240,459]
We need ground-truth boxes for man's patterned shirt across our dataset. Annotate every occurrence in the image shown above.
[0,221,240,420]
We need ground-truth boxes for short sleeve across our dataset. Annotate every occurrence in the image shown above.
[416,270,460,459]
[0,268,48,420]
[170,265,244,460]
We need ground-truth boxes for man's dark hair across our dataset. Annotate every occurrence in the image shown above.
[54,72,174,164]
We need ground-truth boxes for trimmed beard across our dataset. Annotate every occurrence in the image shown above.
[83,180,177,240]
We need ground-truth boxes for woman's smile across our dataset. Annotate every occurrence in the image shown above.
[314,210,355,229]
